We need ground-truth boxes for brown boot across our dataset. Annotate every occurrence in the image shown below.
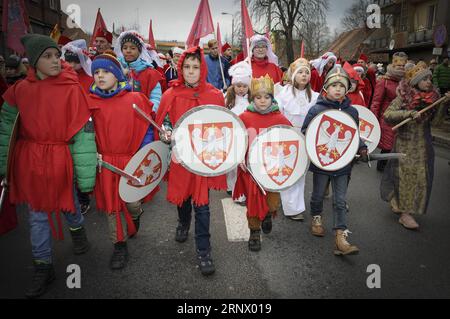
[334,230,359,256]
[311,215,325,237]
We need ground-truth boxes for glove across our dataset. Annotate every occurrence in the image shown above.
[359,149,369,163]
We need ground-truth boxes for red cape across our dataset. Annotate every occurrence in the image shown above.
[130,67,163,99]
[251,57,283,84]
[310,68,326,93]
[77,69,94,93]
[2,62,91,216]
[233,110,292,221]
[89,90,154,241]
[155,46,227,207]
[347,90,367,107]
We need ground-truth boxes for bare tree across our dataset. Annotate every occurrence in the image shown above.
[246,0,329,64]
[341,0,371,31]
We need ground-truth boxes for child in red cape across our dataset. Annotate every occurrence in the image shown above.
[89,50,156,270]
[155,46,226,276]
[343,62,367,107]
[0,34,97,298]
[233,75,292,252]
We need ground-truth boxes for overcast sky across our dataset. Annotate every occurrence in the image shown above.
[61,0,354,42]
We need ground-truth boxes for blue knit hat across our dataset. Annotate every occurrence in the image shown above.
[91,51,126,82]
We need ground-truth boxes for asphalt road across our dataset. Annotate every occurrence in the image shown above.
[1,146,450,299]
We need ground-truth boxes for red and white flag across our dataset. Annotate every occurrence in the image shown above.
[90,8,108,47]
[241,0,254,58]
[2,0,30,55]
[148,19,156,49]
[186,0,214,48]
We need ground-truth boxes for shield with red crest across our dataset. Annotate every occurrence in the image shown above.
[353,105,381,154]
[306,110,360,171]
[119,141,170,203]
[172,105,247,177]
[248,126,308,192]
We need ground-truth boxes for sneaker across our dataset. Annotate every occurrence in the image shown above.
[311,215,325,237]
[110,242,129,270]
[175,224,189,243]
[288,213,305,221]
[25,262,56,299]
[80,204,91,215]
[197,252,215,276]
[261,214,273,234]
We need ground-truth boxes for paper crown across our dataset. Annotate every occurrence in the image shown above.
[251,75,274,96]
[289,58,310,75]
[405,61,431,85]
[392,52,408,66]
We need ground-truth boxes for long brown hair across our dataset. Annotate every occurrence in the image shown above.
[293,81,313,102]
[225,84,251,109]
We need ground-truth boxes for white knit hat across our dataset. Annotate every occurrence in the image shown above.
[229,61,252,86]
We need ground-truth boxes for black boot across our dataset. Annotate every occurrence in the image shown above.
[197,251,215,276]
[248,230,261,252]
[110,242,129,270]
[70,227,90,255]
[175,224,190,243]
[25,262,56,299]
[261,214,273,234]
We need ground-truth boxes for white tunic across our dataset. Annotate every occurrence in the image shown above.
[227,94,249,200]
[275,85,319,215]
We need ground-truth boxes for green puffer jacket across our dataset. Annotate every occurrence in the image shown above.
[433,64,450,89]
[0,102,97,193]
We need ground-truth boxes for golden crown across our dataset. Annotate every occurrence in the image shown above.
[289,58,310,75]
[405,61,429,83]
[251,75,274,96]
[392,53,408,66]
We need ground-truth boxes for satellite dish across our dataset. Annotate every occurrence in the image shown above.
[389,40,395,50]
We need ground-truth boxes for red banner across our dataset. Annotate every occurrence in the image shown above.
[186,0,214,48]
[2,0,30,55]
[90,8,108,47]
[241,0,254,58]
[216,22,222,53]
[148,19,156,49]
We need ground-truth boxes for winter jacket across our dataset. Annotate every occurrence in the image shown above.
[205,54,231,90]
[370,76,401,150]
[433,63,450,89]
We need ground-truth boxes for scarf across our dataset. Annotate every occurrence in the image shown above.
[247,100,280,114]
[90,81,131,98]
[397,79,440,111]
[385,64,405,82]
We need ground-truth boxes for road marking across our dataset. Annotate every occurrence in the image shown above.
[221,198,250,242]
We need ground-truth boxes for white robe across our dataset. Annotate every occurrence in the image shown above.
[227,94,249,199]
[276,85,319,215]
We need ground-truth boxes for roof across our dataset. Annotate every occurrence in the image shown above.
[326,27,377,62]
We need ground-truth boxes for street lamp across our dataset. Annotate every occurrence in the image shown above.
[221,12,234,47]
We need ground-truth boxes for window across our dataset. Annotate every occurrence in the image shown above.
[427,5,436,30]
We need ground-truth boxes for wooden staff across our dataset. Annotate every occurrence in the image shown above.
[241,163,267,196]
[392,96,449,131]
[132,104,165,134]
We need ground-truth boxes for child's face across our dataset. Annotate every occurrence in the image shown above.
[349,81,357,93]
[417,75,433,92]
[36,48,61,78]
[327,83,346,101]
[68,61,81,71]
[234,83,249,97]
[294,69,310,88]
[94,68,118,91]
[253,93,272,111]
[122,42,140,63]
[183,57,201,86]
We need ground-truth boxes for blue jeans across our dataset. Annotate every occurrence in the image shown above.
[177,198,211,255]
[29,187,84,263]
[310,173,349,230]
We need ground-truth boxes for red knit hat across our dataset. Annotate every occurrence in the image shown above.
[94,28,113,44]
[58,36,72,46]
[222,42,231,54]
[358,53,368,63]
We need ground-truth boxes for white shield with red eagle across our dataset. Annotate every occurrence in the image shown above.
[306,110,360,171]
[119,141,170,203]
[172,105,248,177]
[353,105,381,154]
[248,126,309,192]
